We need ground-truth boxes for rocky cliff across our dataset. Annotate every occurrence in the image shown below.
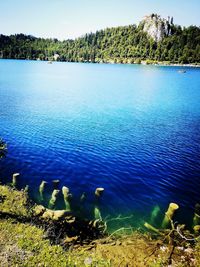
[140,14,174,42]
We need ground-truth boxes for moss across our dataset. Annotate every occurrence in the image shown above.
[92,233,200,266]
[0,217,112,266]
[195,241,200,266]
[0,185,29,217]
[0,185,110,266]
[0,219,73,266]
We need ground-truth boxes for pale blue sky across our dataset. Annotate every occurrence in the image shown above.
[0,0,199,40]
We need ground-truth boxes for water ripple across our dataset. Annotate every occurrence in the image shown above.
[0,61,200,225]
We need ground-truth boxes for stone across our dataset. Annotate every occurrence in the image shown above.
[42,209,67,220]
[42,209,54,220]
[139,14,174,42]
[52,210,68,220]
[33,205,46,216]
[63,236,78,243]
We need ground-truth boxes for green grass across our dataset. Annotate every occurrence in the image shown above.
[0,185,111,266]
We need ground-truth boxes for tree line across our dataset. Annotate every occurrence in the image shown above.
[0,23,200,64]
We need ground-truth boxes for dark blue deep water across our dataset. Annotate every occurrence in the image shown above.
[0,60,200,230]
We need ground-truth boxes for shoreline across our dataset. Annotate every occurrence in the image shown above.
[0,184,199,266]
[140,62,200,68]
[1,57,200,68]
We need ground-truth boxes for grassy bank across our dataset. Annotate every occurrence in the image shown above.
[0,185,199,266]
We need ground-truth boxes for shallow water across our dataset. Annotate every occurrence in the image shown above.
[0,60,200,229]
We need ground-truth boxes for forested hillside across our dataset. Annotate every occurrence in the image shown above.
[0,16,200,64]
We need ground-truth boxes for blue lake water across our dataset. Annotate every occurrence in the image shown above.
[0,59,200,230]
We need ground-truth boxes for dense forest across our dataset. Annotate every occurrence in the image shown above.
[0,22,200,64]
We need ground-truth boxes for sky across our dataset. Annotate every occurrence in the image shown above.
[0,0,200,40]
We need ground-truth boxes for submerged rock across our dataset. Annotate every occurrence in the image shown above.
[34,205,46,216]
[42,209,67,220]
[33,205,71,221]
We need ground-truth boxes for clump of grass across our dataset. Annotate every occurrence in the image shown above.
[0,216,112,266]
[0,218,91,266]
[0,186,110,266]
[0,186,29,217]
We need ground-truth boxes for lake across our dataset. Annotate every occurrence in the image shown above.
[0,59,200,230]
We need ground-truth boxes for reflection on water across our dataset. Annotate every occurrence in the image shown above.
[0,60,200,230]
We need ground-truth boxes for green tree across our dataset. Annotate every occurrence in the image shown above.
[0,22,199,64]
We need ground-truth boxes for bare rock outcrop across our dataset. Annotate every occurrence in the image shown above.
[140,14,174,42]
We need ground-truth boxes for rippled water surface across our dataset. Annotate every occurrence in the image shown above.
[0,60,200,228]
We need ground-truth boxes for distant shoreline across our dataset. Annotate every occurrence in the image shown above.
[140,62,200,68]
[1,58,200,68]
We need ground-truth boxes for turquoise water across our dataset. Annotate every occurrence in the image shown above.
[0,60,200,229]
